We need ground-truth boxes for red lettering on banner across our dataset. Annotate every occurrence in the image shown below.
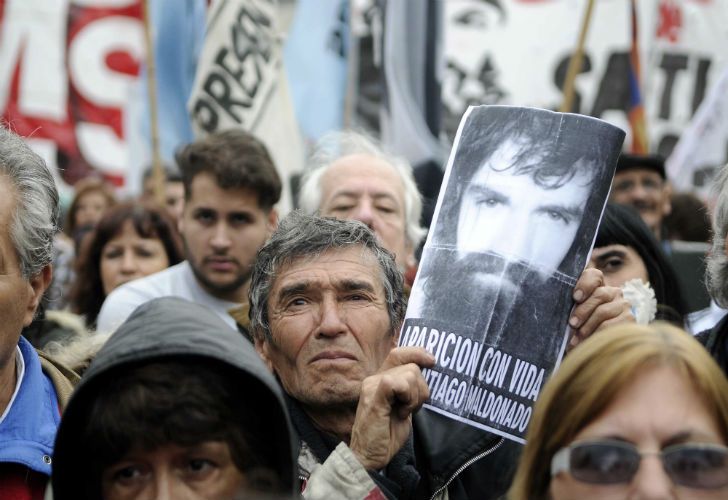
[0,1,143,187]
[657,0,682,43]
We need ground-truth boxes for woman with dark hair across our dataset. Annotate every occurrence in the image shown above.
[71,202,183,328]
[588,203,687,325]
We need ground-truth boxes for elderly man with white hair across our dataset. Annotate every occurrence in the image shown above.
[298,131,427,278]
[0,127,78,496]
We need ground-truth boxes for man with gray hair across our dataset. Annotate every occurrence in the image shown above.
[250,211,631,499]
[698,164,728,374]
[0,127,78,495]
[298,131,426,278]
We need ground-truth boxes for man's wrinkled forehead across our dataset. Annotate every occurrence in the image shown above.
[272,245,383,288]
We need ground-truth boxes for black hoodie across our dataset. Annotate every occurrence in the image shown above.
[51,297,297,499]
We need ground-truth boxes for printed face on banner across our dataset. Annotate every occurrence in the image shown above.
[443,1,509,136]
[456,140,593,293]
[401,105,625,444]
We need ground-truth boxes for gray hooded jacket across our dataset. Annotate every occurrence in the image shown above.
[51,297,297,499]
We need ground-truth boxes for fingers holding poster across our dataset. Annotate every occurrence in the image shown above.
[403,105,625,442]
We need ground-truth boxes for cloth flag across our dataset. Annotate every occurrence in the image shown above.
[627,0,649,154]
[283,0,348,143]
[188,0,304,214]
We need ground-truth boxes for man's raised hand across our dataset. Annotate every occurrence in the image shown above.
[349,347,435,470]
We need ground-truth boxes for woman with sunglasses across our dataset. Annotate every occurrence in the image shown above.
[509,322,728,499]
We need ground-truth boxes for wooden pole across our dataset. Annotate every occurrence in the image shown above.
[559,0,596,113]
[142,0,165,206]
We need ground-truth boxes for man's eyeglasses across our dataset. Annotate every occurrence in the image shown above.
[551,440,728,489]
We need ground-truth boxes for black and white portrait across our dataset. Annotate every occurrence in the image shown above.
[402,105,624,441]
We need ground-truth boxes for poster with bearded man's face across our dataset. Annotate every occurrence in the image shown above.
[401,105,625,443]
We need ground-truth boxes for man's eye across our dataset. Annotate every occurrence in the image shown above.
[346,294,369,302]
[195,212,215,224]
[454,9,486,28]
[375,205,396,214]
[546,210,569,224]
[285,297,308,309]
[477,197,502,208]
[331,205,354,213]
[230,214,252,226]
[613,181,633,192]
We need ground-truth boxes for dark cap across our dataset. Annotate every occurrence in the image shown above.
[616,153,666,179]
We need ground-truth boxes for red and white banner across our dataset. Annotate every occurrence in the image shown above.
[3,0,727,200]
[0,0,144,196]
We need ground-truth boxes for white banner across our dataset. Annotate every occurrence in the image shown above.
[189,0,304,213]
[401,105,625,443]
[666,66,728,198]
[441,0,728,187]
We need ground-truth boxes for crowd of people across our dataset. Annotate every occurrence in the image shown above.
[1,119,727,500]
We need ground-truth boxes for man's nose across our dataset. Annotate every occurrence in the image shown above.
[505,236,534,262]
[351,200,375,229]
[210,222,232,251]
[491,222,533,262]
[628,182,650,202]
[316,296,347,338]
[629,456,674,499]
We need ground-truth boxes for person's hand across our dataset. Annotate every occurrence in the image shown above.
[568,268,634,350]
[349,347,434,470]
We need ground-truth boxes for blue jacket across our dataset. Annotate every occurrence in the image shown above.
[0,336,61,476]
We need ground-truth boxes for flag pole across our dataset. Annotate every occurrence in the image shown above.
[628,0,648,153]
[559,0,596,113]
[142,0,165,206]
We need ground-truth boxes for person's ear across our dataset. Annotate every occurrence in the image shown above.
[266,208,279,236]
[23,264,52,327]
[254,335,275,373]
[404,239,417,269]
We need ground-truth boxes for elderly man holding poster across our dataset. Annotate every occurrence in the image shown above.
[250,216,630,498]
[403,105,628,444]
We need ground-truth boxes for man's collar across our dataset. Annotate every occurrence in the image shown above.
[0,346,24,425]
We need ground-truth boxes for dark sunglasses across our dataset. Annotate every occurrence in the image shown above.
[551,440,728,489]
